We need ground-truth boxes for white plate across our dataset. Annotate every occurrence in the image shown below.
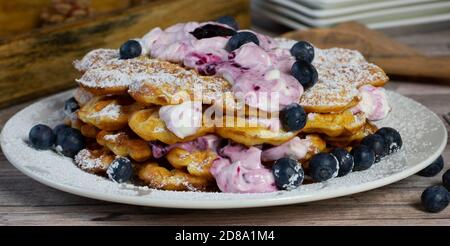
[254,0,450,29]
[0,90,447,209]
[273,0,433,18]
[298,0,434,10]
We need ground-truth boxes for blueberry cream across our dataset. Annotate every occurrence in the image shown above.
[138,21,303,112]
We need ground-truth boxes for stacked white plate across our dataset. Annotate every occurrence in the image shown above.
[252,0,450,29]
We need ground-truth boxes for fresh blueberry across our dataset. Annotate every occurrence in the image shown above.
[279,103,307,132]
[225,31,259,52]
[272,157,304,190]
[191,24,236,40]
[361,134,386,163]
[443,169,450,191]
[376,127,402,154]
[351,145,375,171]
[217,16,239,30]
[28,124,55,150]
[331,148,354,177]
[309,153,339,182]
[417,155,444,177]
[53,124,69,136]
[56,127,85,158]
[291,60,318,89]
[119,40,142,59]
[107,157,133,183]
[63,97,79,116]
[290,41,314,63]
[421,185,450,213]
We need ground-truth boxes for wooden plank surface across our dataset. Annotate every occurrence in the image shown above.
[0,23,449,226]
[0,0,250,109]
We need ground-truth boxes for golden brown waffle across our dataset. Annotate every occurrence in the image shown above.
[166,148,216,179]
[128,108,214,144]
[276,38,388,113]
[301,110,366,137]
[75,49,231,105]
[78,96,141,131]
[96,130,152,162]
[302,134,327,161]
[137,162,214,191]
[215,115,299,146]
[74,148,114,174]
[323,121,378,148]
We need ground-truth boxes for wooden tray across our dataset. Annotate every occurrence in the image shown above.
[0,0,250,108]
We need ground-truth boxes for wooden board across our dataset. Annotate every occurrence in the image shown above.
[0,0,133,37]
[283,22,450,84]
[0,0,250,109]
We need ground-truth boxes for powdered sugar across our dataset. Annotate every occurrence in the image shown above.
[74,149,106,171]
[0,89,446,208]
[90,103,121,119]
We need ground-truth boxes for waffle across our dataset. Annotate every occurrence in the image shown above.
[301,111,366,137]
[128,108,214,144]
[77,95,142,131]
[96,130,152,162]
[166,148,216,179]
[276,38,388,113]
[137,162,215,191]
[75,49,231,105]
[67,25,392,193]
[323,121,378,148]
[215,115,298,146]
[74,148,114,174]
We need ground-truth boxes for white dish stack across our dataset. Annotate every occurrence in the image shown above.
[252,0,450,29]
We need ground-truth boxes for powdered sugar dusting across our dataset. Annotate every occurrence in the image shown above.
[275,38,387,110]
[75,149,106,171]
[0,90,446,208]
[90,103,121,120]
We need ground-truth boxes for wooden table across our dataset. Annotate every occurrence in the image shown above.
[1,23,450,226]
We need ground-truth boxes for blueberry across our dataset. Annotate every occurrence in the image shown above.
[53,124,69,136]
[309,153,339,182]
[28,124,55,150]
[56,127,85,158]
[331,148,354,177]
[63,97,79,116]
[290,41,314,63]
[119,40,142,59]
[417,155,444,177]
[421,185,449,213]
[217,16,239,30]
[443,169,450,191]
[376,127,402,154]
[361,134,386,163]
[291,60,318,89]
[225,31,259,52]
[107,157,133,183]
[191,24,236,40]
[272,158,304,190]
[279,103,307,132]
[351,145,375,171]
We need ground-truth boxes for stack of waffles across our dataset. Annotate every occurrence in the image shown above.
[67,21,390,193]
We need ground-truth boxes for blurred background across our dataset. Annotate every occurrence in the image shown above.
[252,0,450,32]
[0,0,449,109]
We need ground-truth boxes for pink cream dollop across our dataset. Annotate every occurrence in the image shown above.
[351,85,391,121]
[139,22,302,112]
[261,137,311,162]
[210,144,278,193]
